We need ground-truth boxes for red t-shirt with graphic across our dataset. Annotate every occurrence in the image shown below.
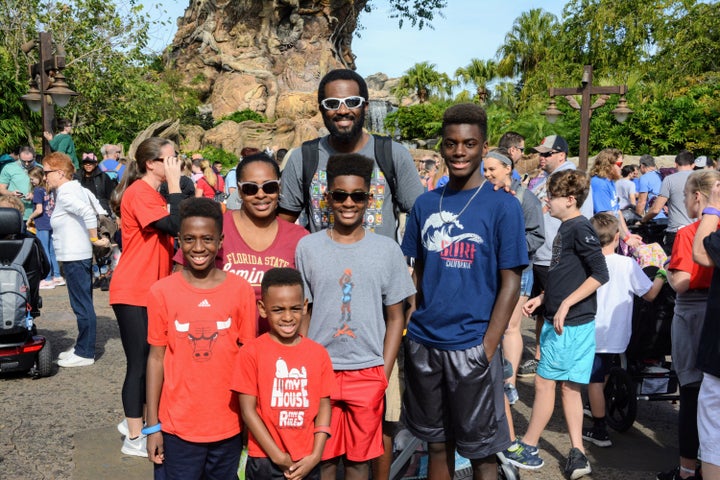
[147,272,256,442]
[232,333,335,461]
[669,220,717,290]
[173,211,308,333]
[110,180,174,306]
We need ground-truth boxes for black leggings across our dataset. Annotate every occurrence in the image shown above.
[678,384,700,459]
[113,304,149,419]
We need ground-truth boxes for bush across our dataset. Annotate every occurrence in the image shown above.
[194,146,239,173]
[384,102,449,140]
[217,109,267,125]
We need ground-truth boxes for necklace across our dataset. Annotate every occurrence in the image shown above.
[328,226,366,242]
[438,180,485,224]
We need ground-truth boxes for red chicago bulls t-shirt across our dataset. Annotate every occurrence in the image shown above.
[147,271,256,442]
[232,333,335,461]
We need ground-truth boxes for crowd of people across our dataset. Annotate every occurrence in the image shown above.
[2,67,720,480]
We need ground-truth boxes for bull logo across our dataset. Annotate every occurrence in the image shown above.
[174,318,232,361]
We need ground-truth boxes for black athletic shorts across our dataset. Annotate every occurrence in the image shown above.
[402,338,511,459]
[246,456,320,480]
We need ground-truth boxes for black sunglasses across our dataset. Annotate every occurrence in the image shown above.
[539,151,559,158]
[328,190,370,203]
[238,180,280,196]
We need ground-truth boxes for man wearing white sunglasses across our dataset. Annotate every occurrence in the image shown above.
[279,68,423,241]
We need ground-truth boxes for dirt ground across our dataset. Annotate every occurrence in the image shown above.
[1,286,681,479]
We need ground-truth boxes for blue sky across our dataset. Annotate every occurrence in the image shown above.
[142,0,568,78]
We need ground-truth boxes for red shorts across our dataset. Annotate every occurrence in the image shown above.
[323,366,387,462]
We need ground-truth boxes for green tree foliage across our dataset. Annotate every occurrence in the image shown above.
[454,59,497,103]
[384,102,448,140]
[218,109,268,125]
[365,0,447,30]
[194,145,239,172]
[393,61,454,103]
[496,9,559,81]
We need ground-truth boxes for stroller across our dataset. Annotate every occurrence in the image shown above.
[0,207,53,377]
[603,230,679,432]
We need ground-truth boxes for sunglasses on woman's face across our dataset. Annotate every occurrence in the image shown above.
[327,190,370,203]
[238,180,280,196]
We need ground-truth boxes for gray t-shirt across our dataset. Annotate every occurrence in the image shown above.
[616,178,636,209]
[659,170,693,232]
[295,231,416,370]
[279,135,424,239]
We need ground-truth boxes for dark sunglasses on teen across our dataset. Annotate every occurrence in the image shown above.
[320,96,366,111]
[238,180,280,196]
[327,190,370,203]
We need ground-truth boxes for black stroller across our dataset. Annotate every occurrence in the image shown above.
[0,207,53,377]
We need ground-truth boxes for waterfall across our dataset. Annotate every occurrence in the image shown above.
[366,99,395,135]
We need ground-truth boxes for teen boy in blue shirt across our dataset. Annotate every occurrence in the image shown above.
[401,103,528,479]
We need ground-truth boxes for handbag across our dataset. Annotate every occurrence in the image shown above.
[84,190,117,259]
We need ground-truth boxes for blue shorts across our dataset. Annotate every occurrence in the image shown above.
[589,353,615,383]
[537,321,595,384]
[520,268,534,297]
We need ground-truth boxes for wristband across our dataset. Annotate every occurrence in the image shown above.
[314,426,332,437]
[702,207,720,217]
[623,234,631,243]
[655,268,667,281]
[90,237,99,242]
[141,423,162,435]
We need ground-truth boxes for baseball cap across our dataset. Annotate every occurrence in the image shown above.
[532,135,569,154]
[694,155,707,169]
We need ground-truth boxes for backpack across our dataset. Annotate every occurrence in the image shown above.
[300,134,396,229]
[0,238,34,334]
[99,161,123,182]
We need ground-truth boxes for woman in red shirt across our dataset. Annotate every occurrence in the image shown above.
[194,159,225,200]
[109,137,183,457]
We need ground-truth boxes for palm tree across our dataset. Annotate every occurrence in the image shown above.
[454,58,497,103]
[496,8,558,82]
[392,61,454,103]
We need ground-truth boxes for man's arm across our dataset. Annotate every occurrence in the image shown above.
[146,345,166,464]
[382,302,405,380]
[640,195,667,223]
[483,267,522,361]
[277,149,305,224]
[636,192,649,216]
[391,143,424,213]
[693,183,720,267]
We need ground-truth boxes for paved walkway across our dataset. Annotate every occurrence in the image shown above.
[0,287,680,479]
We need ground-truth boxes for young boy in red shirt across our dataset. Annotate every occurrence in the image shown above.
[234,267,335,480]
[145,197,256,479]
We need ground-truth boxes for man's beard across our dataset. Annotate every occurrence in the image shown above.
[323,109,365,144]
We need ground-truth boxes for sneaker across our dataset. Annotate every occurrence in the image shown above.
[504,382,519,405]
[117,419,129,437]
[58,347,75,361]
[53,276,66,286]
[565,448,592,480]
[583,403,593,418]
[39,279,56,289]
[121,435,148,458]
[518,358,539,377]
[583,426,612,447]
[57,352,94,368]
[498,440,544,470]
[656,466,698,480]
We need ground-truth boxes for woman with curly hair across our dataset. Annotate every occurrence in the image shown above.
[590,148,639,245]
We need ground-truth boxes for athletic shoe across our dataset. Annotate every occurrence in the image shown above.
[583,403,593,418]
[656,466,698,480]
[583,426,612,447]
[517,358,539,377]
[57,352,94,368]
[564,448,592,480]
[117,419,129,437]
[498,440,544,470]
[504,382,519,405]
[58,347,75,361]
[39,279,56,289]
[121,435,148,458]
[53,276,66,286]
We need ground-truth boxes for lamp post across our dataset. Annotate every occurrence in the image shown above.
[20,31,77,156]
[542,65,632,171]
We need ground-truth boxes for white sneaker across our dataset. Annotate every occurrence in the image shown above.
[117,419,129,437]
[121,435,148,457]
[39,279,56,289]
[58,347,75,361]
[57,352,94,368]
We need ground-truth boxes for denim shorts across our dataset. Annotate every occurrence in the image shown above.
[520,267,534,297]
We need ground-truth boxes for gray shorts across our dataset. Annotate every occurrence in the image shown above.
[672,292,707,386]
[402,338,511,459]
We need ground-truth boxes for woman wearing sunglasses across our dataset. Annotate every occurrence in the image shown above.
[174,152,307,334]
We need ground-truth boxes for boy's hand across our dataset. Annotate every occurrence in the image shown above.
[285,453,321,480]
[553,302,569,335]
[146,432,164,464]
[522,296,542,317]
[271,452,293,473]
